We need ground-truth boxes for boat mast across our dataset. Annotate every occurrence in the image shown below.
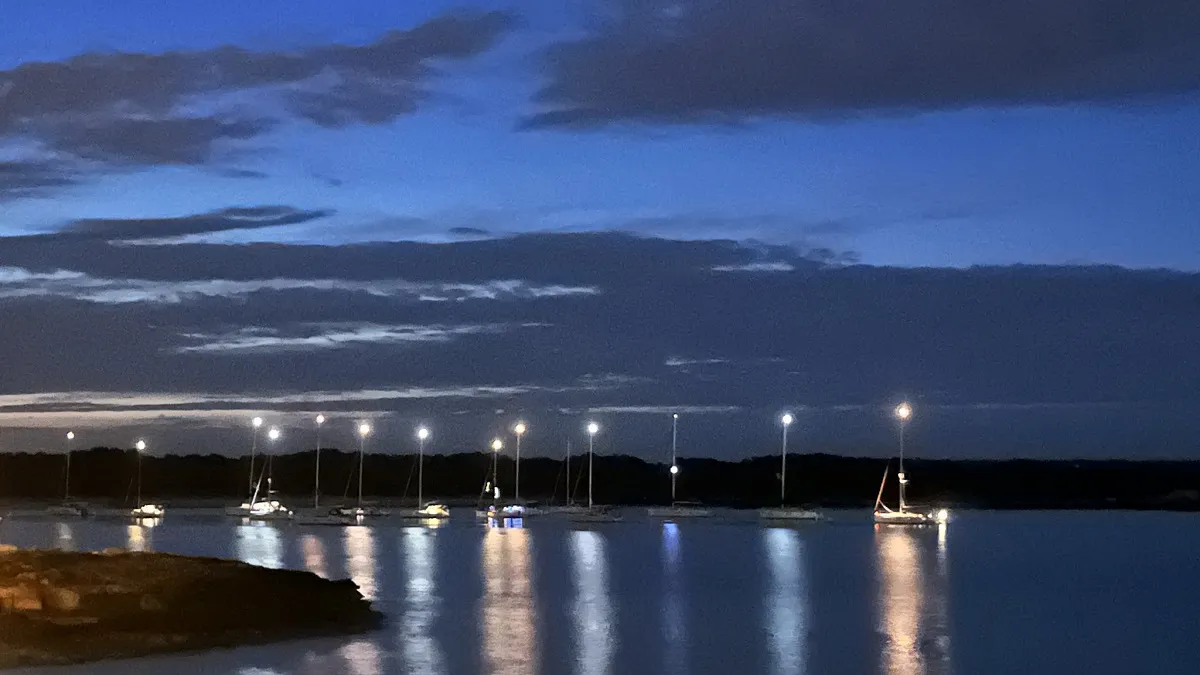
[565,440,572,505]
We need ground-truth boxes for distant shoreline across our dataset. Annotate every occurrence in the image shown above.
[2,449,1197,512]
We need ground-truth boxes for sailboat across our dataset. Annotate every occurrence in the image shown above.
[760,413,820,521]
[332,423,390,518]
[545,440,588,515]
[245,456,292,521]
[400,427,450,519]
[873,403,947,525]
[48,432,90,518]
[649,414,713,519]
[569,422,622,523]
[130,440,165,520]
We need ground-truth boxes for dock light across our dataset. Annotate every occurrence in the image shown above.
[894,402,912,421]
[781,413,793,427]
[252,416,263,428]
[491,438,503,452]
[66,431,74,440]
[268,427,281,441]
[670,465,679,475]
[936,509,949,523]
[135,440,146,452]
[359,423,371,437]
[418,427,430,440]
[587,422,599,436]
[316,414,325,426]
[514,422,526,436]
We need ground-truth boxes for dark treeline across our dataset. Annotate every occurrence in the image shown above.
[1,447,1198,510]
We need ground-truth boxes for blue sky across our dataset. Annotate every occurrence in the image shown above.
[1,0,1199,458]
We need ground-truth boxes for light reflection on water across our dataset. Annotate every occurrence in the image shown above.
[344,526,378,601]
[300,534,328,578]
[402,527,445,675]
[235,521,282,569]
[570,530,614,675]
[764,528,807,675]
[57,522,75,550]
[875,526,952,675]
[661,523,687,675]
[3,512,1196,675]
[482,525,539,675]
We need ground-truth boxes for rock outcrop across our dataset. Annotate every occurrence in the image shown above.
[0,548,382,667]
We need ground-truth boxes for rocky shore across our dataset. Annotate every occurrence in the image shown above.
[0,546,382,668]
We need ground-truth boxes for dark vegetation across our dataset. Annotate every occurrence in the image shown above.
[0,447,1197,510]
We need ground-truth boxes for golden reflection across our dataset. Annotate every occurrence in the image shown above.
[56,522,74,551]
[874,526,952,675]
[764,528,807,675]
[570,530,614,675]
[300,534,328,578]
[126,523,151,552]
[235,521,282,569]
[403,527,446,675]
[482,526,538,675]
[344,525,378,601]
[661,523,686,675]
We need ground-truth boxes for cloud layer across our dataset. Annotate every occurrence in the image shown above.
[526,0,1200,127]
[1,224,1198,458]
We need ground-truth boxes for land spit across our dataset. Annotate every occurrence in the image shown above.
[0,546,382,668]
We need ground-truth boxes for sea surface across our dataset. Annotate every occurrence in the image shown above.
[1,510,1197,675]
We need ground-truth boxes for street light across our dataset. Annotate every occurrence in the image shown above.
[267,427,281,441]
[670,413,679,502]
[417,426,430,508]
[490,438,503,502]
[135,440,147,507]
[780,413,794,506]
[314,414,325,508]
[894,402,913,510]
[513,422,527,503]
[586,422,599,508]
[64,431,75,501]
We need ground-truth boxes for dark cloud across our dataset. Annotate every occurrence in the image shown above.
[0,159,78,200]
[0,10,516,168]
[524,0,1200,127]
[61,206,332,241]
[449,226,492,237]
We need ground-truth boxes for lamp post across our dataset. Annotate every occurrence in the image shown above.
[417,426,430,508]
[249,416,263,498]
[894,402,912,511]
[64,431,75,501]
[490,438,503,502]
[135,440,147,507]
[586,422,599,509]
[670,413,678,502]
[513,422,526,503]
[358,423,371,508]
[314,414,325,508]
[780,413,794,506]
[267,427,280,497]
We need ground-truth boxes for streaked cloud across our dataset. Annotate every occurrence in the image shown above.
[0,266,600,304]
[61,206,332,241]
[175,322,509,354]
[711,262,795,273]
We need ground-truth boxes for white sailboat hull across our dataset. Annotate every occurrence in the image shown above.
[647,506,712,518]
[760,508,821,521]
[874,509,948,525]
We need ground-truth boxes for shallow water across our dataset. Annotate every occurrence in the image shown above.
[2,510,1197,675]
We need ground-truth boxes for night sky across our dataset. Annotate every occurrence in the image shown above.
[2,0,1198,459]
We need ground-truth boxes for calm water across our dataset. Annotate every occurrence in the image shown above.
[2,511,1198,675]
